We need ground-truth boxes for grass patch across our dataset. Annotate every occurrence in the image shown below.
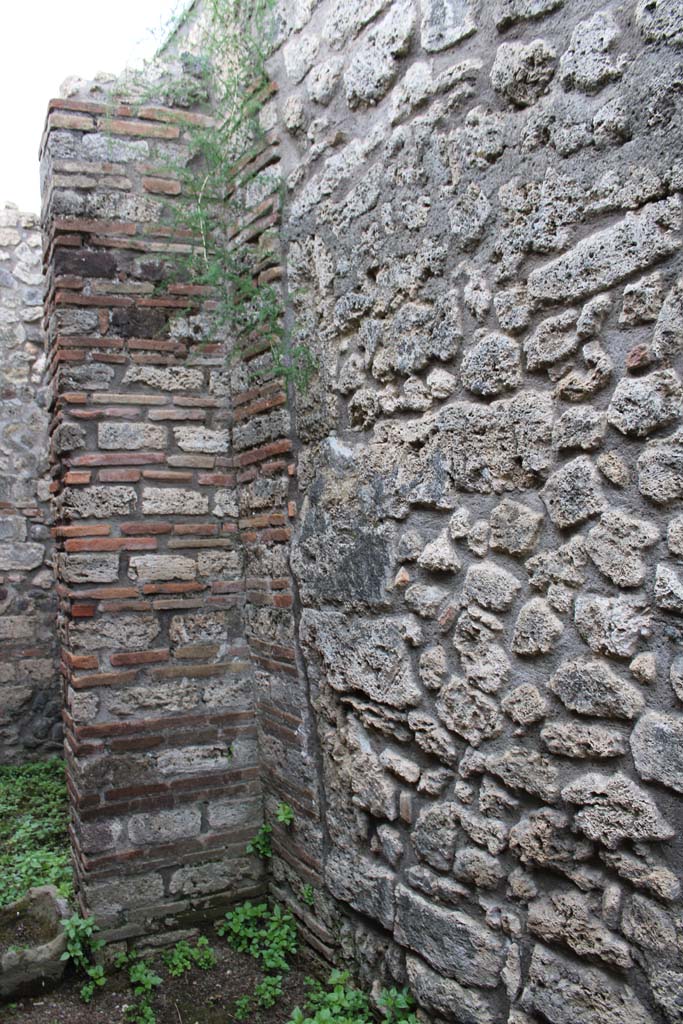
[0,758,72,907]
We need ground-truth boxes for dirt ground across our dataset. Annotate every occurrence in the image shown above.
[3,931,317,1024]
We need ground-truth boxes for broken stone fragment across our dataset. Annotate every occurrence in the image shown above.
[412,802,460,870]
[421,0,477,52]
[406,954,497,1023]
[540,457,605,529]
[596,450,630,487]
[667,514,683,555]
[526,536,587,589]
[630,652,657,686]
[395,884,508,988]
[404,583,448,618]
[524,309,578,371]
[512,598,563,655]
[522,943,655,1024]
[418,646,448,691]
[654,563,683,614]
[408,711,460,767]
[577,293,612,339]
[638,428,683,503]
[509,808,592,871]
[622,892,678,955]
[325,848,394,930]
[494,286,531,333]
[494,0,564,31]
[300,609,422,708]
[436,676,503,746]
[574,593,650,658]
[345,2,417,108]
[464,562,522,611]
[307,57,344,105]
[585,510,659,587]
[490,39,557,107]
[417,531,461,572]
[454,846,505,889]
[461,332,522,396]
[552,408,606,452]
[631,710,683,794]
[405,865,470,905]
[379,748,420,784]
[561,772,674,849]
[620,271,664,325]
[601,849,680,902]
[670,655,683,703]
[559,9,625,94]
[375,824,404,867]
[555,341,613,403]
[528,199,680,305]
[426,367,457,398]
[53,422,86,454]
[501,683,547,725]
[652,274,683,359]
[607,369,683,438]
[528,890,631,969]
[489,498,543,557]
[549,656,644,719]
[541,721,626,759]
[484,747,559,801]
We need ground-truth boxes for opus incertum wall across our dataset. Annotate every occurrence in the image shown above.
[0,203,59,763]
[38,0,683,1020]
[265,0,683,1021]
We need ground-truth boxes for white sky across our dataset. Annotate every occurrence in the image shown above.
[1,0,186,212]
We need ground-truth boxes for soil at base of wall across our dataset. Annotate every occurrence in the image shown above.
[3,934,317,1024]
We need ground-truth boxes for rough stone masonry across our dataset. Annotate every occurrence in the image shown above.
[0,203,60,762]
[32,0,683,1021]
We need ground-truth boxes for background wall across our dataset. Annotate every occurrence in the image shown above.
[0,202,60,763]
[262,0,683,1021]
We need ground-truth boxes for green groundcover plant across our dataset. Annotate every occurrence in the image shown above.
[0,758,72,907]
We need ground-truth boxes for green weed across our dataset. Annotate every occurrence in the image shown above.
[60,914,106,1004]
[216,900,298,973]
[162,936,217,977]
[0,759,71,907]
[246,822,273,859]
[276,801,295,826]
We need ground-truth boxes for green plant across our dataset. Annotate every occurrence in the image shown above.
[60,914,107,1004]
[115,948,162,1024]
[234,994,252,1020]
[246,822,273,859]
[301,884,315,907]
[276,801,295,826]
[289,970,373,1024]
[255,973,284,1008]
[162,935,217,977]
[0,759,72,907]
[287,972,418,1024]
[216,900,298,972]
[377,987,419,1024]
[162,940,192,978]
[116,0,316,393]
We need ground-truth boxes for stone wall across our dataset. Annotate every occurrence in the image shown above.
[35,0,683,1019]
[262,0,683,1021]
[0,202,60,762]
